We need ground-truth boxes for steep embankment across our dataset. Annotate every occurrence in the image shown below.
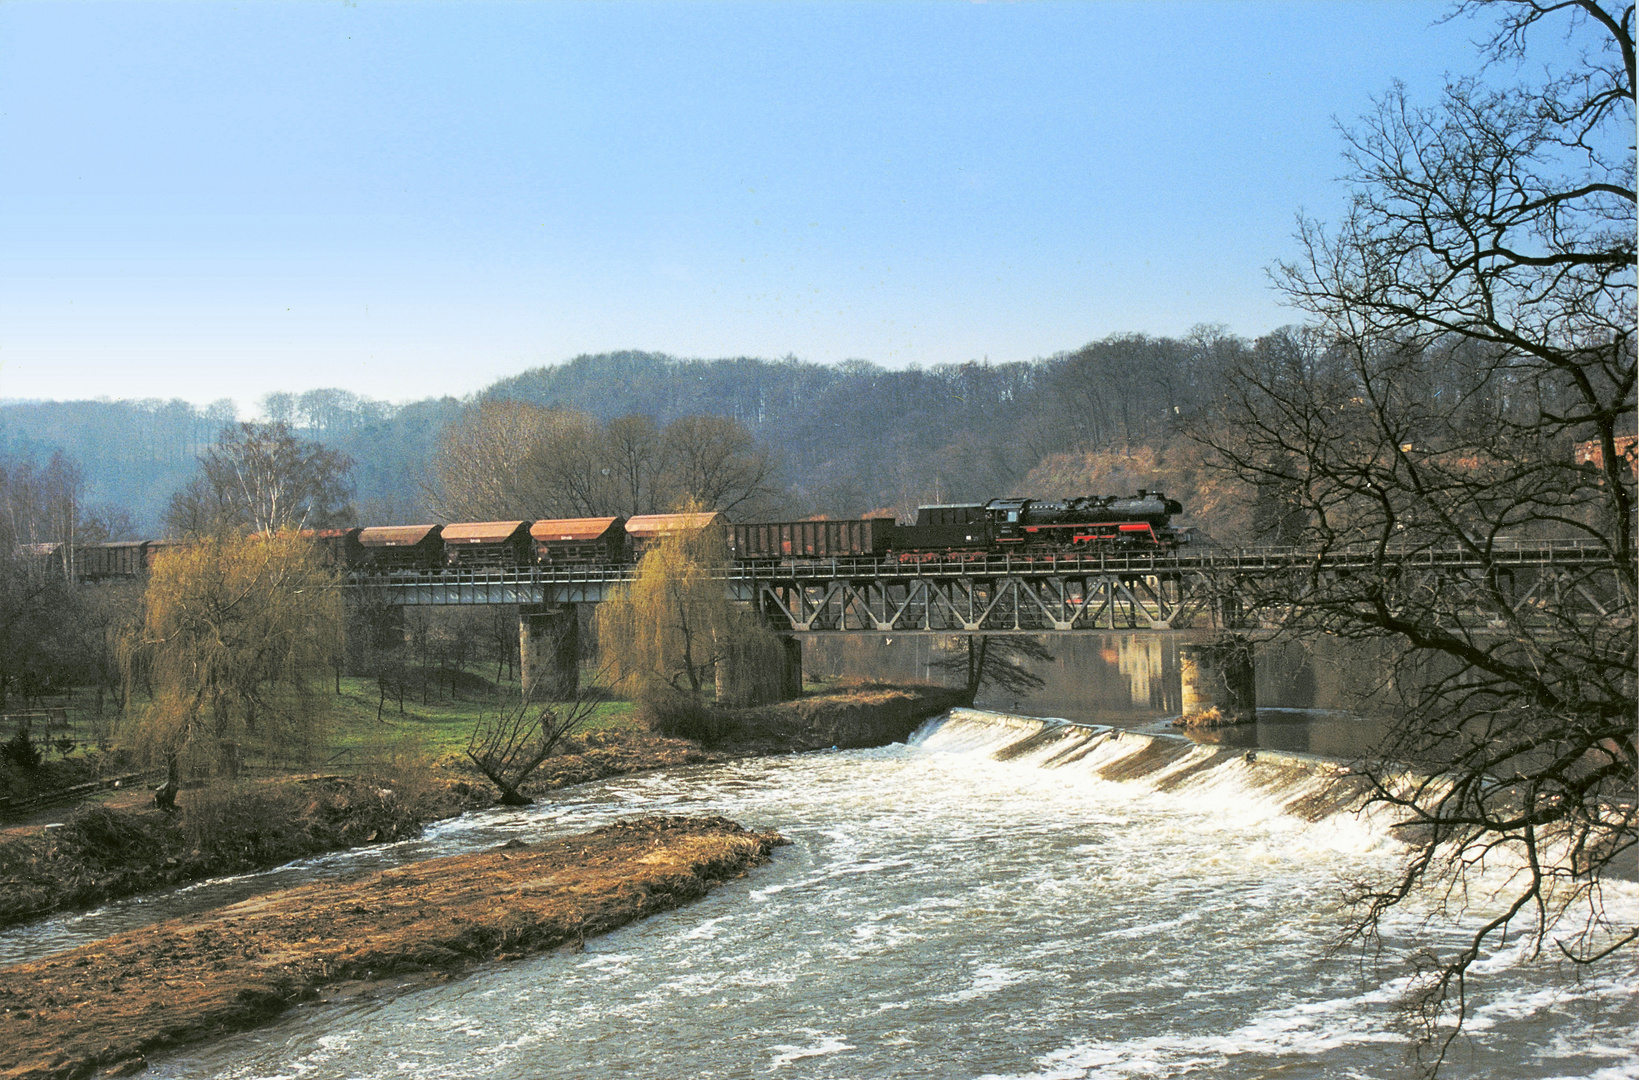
[0,776,486,933]
[706,684,972,755]
[0,815,785,1080]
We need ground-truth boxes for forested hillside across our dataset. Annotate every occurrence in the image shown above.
[0,326,1304,539]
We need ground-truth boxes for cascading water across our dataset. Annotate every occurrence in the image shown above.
[14,710,1638,1079]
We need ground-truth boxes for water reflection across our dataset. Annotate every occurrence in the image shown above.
[1182,708,1395,757]
[804,633,1395,758]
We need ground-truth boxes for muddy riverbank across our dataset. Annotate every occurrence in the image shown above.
[0,815,784,1080]
[0,685,957,933]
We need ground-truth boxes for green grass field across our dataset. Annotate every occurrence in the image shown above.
[323,670,641,766]
[1,665,639,779]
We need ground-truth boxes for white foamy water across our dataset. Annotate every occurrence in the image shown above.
[70,711,1639,1078]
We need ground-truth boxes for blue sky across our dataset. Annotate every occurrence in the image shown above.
[0,1,1549,411]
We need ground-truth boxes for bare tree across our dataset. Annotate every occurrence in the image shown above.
[0,451,86,578]
[429,400,616,520]
[522,408,612,517]
[933,635,1054,704]
[175,422,354,536]
[425,399,563,522]
[603,414,663,516]
[660,415,775,514]
[0,548,78,713]
[465,682,606,805]
[1200,1,1634,1068]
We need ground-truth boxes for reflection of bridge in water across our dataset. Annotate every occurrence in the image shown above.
[347,538,1628,634]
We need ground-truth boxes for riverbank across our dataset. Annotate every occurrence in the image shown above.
[708,683,971,754]
[0,684,956,933]
[0,774,485,932]
[0,815,784,1080]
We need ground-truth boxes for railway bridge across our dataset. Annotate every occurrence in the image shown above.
[344,538,1630,716]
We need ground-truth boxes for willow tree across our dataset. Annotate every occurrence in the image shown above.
[598,510,779,730]
[120,532,344,807]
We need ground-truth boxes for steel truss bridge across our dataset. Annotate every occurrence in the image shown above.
[346,538,1631,635]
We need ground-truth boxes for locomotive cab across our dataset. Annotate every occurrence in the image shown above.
[981,491,1185,548]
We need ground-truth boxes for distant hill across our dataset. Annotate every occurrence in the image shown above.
[1,331,1257,533]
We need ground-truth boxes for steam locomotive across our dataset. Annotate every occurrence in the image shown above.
[35,492,1187,579]
[730,491,1186,564]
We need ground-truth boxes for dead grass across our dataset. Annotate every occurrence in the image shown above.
[711,685,970,752]
[0,815,785,1080]
[0,774,489,931]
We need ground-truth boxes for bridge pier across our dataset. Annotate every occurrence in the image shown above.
[519,603,578,702]
[1179,637,1256,725]
[715,630,803,708]
[778,634,803,699]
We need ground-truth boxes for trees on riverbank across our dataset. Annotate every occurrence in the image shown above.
[119,532,344,805]
[934,635,1054,705]
[597,513,785,737]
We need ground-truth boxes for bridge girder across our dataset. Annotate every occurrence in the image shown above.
[754,574,1222,633]
[341,539,1631,636]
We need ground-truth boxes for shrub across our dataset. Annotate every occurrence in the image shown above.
[2,725,40,773]
[56,805,169,865]
[637,690,733,744]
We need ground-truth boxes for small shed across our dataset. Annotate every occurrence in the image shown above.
[531,516,626,566]
[441,520,533,568]
[357,524,445,571]
[623,511,728,556]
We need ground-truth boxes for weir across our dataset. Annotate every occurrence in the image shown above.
[918,708,1372,821]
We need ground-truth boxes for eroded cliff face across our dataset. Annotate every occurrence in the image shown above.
[710,685,972,752]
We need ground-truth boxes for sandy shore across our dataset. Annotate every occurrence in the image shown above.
[0,815,784,1080]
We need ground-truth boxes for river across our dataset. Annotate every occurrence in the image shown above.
[12,709,1625,1079]
[808,633,1404,756]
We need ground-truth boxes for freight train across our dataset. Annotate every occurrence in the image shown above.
[21,492,1187,579]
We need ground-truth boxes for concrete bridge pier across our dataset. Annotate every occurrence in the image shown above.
[519,603,578,702]
[1179,637,1256,725]
[715,629,803,708]
[777,634,803,699]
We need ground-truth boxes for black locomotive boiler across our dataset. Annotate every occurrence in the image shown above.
[729,491,1188,564]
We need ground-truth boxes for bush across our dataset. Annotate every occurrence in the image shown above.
[636,690,733,744]
[2,725,41,773]
[56,805,164,864]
